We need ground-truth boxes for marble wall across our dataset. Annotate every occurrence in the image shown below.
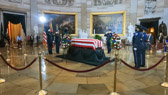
[0,0,167,39]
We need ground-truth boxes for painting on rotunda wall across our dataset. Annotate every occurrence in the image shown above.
[90,11,126,36]
[43,11,77,36]
[144,0,157,15]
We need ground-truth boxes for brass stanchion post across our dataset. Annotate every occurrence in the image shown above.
[109,51,119,95]
[38,52,47,95]
[24,41,27,55]
[6,43,10,61]
[0,52,5,84]
[24,41,27,66]
[24,53,27,66]
[161,52,168,87]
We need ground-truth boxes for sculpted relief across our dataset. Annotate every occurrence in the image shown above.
[93,0,122,6]
[8,0,22,3]
[45,0,74,6]
[144,0,157,15]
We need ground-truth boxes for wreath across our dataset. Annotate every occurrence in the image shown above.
[61,34,71,49]
[111,33,122,50]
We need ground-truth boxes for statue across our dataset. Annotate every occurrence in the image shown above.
[159,21,167,36]
[127,23,135,44]
[34,24,39,43]
[79,29,88,39]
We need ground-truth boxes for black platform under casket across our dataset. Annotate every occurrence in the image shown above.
[58,46,110,66]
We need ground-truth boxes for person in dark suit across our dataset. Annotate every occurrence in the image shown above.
[30,35,34,46]
[104,29,112,53]
[147,32,153,50]
[158,32,164,43]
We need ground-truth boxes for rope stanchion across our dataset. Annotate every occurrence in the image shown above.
[161,52,168,87]
[38,52,47,95]
[109,51,119,95]
[120,56,166,71]
[6,43,10,61]
[24,41,27,55]
[44,58,112,73]
[0,53,5,84]
[0,54,37,71]
[9,45,18,49]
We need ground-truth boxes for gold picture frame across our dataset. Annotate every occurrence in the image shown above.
[42,11,78,36]
[90,11,126,36]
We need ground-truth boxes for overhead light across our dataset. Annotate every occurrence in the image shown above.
[39,16,46,23]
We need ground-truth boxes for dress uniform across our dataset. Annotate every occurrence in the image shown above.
[104,29,112,53]
[47,29,53,54]
[133,28,142,68]
[133,25,147,68]
[141,27,148,67]
[55,32,61,53]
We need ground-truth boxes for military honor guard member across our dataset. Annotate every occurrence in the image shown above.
[47,29,53,54]
[104,29,112,53]
[45,19,54,54]
[55,31,61,53]
[141,26,148,67]
[133,25,147,68]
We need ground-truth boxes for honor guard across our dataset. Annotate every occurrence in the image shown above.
[55,31,61,53]
[47,29,53,54]
[133,25,147,68]
[141,26,148,67]
[104,29,112,53]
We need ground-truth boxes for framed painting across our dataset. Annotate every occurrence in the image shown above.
[90,11,126,36]
[42,11,77,36]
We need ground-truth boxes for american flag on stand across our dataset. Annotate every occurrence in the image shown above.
[43,32,47,48]
[43,31,54,48]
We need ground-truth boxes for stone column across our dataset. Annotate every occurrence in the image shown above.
[0,9,2,40]
[30,0,38,37]
[81,0,87,32]
[130,0,138,25]
[164,0,168,35]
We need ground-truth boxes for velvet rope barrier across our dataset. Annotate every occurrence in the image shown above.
[120,56,166,71]
[45,58,112,73]
[149,43,164,50]
[0,54,37,71]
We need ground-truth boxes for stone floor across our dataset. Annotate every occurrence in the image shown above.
[0,44,168,95]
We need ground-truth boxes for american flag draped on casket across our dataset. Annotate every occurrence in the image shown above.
[71,38,103,50]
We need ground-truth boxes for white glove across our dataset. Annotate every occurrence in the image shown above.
[134,48,137,50]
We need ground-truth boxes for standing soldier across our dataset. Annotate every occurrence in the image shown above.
[45,20,53,54]
[55,30,61,54]
[104,29,112,54]
[133,25,147,68]
[140,26,148,67]
[47,29,53,54]
[133,25,142,68]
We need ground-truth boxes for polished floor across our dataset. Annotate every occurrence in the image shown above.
[0,44,168,95]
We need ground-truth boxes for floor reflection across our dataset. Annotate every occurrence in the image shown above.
[0,44,167,95]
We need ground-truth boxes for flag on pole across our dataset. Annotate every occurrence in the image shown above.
[43,31,47,48]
